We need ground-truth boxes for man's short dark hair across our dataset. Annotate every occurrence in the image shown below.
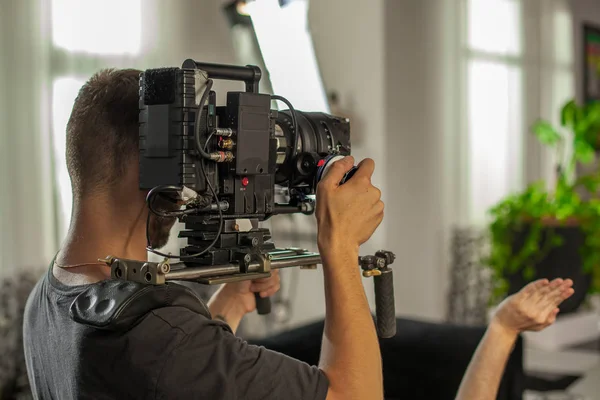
[66,68,141,199]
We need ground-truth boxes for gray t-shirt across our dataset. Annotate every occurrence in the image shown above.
[23,266,329,399]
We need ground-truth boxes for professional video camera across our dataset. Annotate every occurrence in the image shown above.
[99,59,397,338]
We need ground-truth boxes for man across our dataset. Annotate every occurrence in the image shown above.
[24,68,384,400]
[23,68,574,399]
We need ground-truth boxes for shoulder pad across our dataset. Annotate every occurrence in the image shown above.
[69,280,211,331]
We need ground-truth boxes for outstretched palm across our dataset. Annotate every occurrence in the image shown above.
[492,278,575,335]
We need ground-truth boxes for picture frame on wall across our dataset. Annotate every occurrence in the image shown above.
[584,24,600,103]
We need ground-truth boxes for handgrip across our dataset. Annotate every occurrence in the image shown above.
[374,269,396,338]
[255,293,271,315]
[181,59,261,93]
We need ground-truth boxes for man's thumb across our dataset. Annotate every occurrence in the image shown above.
[320,156,355,187]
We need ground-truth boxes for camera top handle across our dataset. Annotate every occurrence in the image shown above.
[182,59,261,93]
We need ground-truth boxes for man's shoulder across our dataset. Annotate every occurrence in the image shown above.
[147,305,231,337]
[23,271,53,323]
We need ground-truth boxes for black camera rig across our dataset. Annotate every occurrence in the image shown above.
[103,59,397,338]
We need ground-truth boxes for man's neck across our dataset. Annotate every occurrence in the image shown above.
[54,196,148,285]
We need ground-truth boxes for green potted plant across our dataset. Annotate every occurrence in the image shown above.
[486,99,600,313]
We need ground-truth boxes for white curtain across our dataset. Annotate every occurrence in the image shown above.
[0,0,55,277]
[460,0,575,225]
[0,0,240,275]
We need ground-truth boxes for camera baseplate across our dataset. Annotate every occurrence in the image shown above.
[100,245,397,338]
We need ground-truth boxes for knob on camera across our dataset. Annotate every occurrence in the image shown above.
[316,155,358,185]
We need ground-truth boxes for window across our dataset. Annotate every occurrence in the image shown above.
[50,0,143,239]
[463,0,574,224]
[51,0,141,55]
[467,0,521,56]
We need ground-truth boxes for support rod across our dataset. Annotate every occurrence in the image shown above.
[166,253,322,281]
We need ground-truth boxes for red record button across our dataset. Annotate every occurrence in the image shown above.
[241,177,249,186]
[317,159,325,167]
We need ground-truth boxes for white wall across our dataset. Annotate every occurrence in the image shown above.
[382,0,458,321]
[571,0,600,103]
[309,1,387,261]
[300,0,456,324]
[259,0,388,331]
[0,0,56,277]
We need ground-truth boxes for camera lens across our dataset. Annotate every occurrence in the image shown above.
[274,111,351,188]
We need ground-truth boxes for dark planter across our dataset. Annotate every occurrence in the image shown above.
[506,224,592,314]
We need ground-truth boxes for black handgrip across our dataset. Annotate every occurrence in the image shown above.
[255,293,271,315]
[374,269,396,338]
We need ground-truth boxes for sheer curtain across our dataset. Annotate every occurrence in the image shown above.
[0,0,55,277]
[0,0,239,275]
[460,0,575,225]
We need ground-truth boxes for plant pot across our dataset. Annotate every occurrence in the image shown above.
[506,224,592,314]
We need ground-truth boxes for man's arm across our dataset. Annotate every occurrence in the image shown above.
[207,270,281,334]
[158,156,385,400]
[150,307,330,400]
[319,248,382,400]
[315,157,385,400]
[455,278,574,400]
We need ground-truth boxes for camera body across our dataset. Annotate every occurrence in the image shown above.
[139,60,351,266]
[139,69,277,215]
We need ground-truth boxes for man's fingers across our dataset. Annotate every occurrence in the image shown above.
[522,279,549,297]
[543,279,574,307]
[547,308,560,324]
[555,280,574,303]
[536,278,563,300]
[351,158,375,182]
[523,279,547,292]
[319,156,355,188]
[548,287,575,309]
[533,308,560,331]
[250,271,280,293]
[562,278,574,290]
[548,278,564,289]
[251,280,279,292]
[561,287,575,301]
[533,279,550,289]
[259,284,281,298]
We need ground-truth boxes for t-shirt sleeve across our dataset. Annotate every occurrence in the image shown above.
[152,308,329,400]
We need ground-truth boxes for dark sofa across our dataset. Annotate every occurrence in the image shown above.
[252,318,524,400]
